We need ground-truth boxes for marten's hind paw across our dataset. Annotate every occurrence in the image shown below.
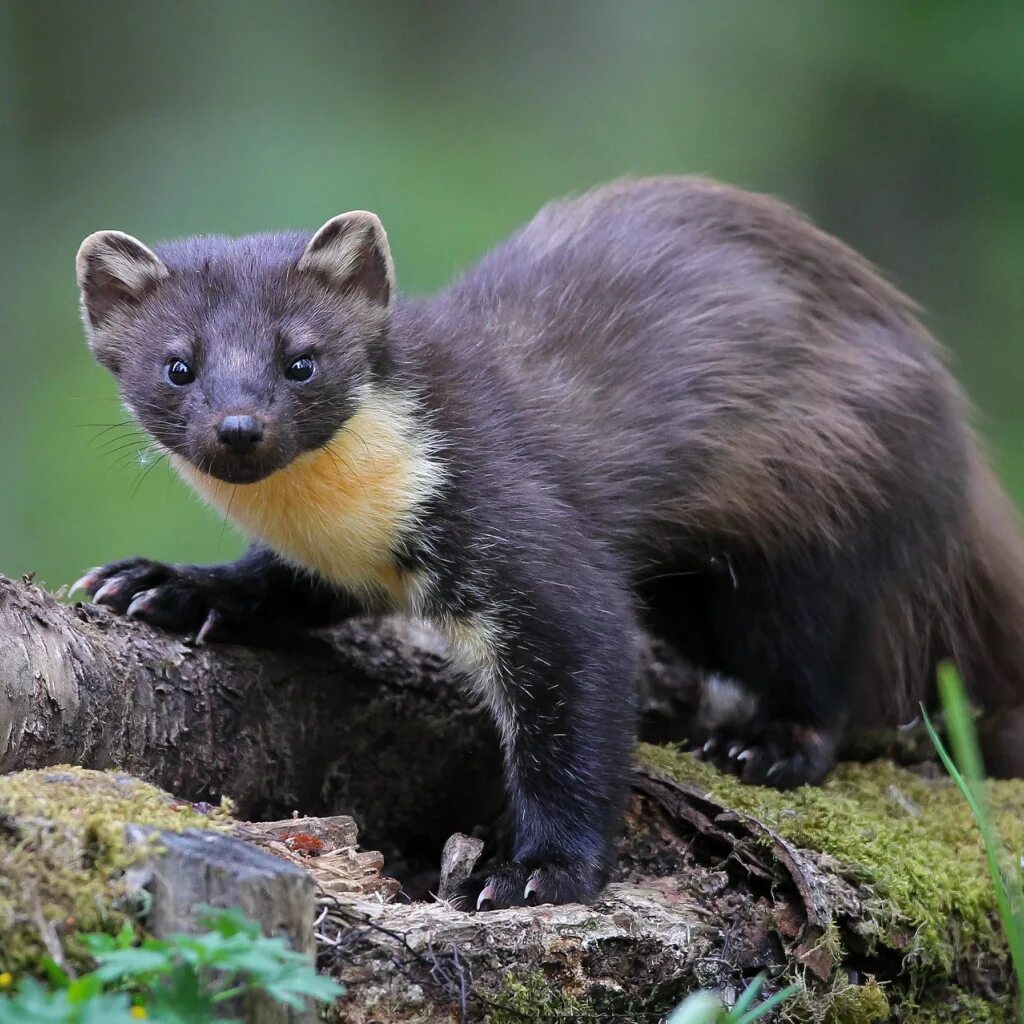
[695,722,836,789]
[454,860,601,911]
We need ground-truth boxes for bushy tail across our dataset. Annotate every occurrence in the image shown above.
[862,450,1024,776]
[947,455,1024,775]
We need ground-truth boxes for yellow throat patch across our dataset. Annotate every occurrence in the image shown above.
[172,390,443,607]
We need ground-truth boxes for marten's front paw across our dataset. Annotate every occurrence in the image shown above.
[71,558,230,643]
[455,860,601,911]
[695,722,836,789]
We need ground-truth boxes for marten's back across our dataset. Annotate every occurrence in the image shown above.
[435,177,970,560]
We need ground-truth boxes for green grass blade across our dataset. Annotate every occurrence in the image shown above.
[665,991,722,1024]
[937,662,986,789]
[732,983,801,1024]
[925,663,1024,1005]
[728,974,766,1016]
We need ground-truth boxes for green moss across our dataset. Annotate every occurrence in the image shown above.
[638,744,1024,976]
[0,766,230,976]
[487,751,1023,1020]
[485,971,598,1024]
[904,991,1016,1023]
[825,980,890,1023]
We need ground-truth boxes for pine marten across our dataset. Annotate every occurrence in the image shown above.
[73,177,1024,909]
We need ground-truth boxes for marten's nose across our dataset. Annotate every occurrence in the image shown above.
[217,414,265,455]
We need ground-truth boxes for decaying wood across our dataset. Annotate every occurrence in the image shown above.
[237,815,401,903]
[298,785,864,1022]
[0,574,1015,1020]
[630,770,862,981]
[319,877,718,1024]
[436,833,485,904]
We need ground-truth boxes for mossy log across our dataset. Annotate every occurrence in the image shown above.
[318,751,1023,1023]
[0,572,694,859]
[0,574,1021,1022]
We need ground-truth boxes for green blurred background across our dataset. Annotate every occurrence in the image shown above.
[2,1,1022,588]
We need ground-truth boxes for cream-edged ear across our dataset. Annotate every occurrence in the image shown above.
[76,230,169,327]
[298,211,394,308]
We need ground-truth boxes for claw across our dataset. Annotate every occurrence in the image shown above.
[523,873,542,906]
[476,882,497,911]
[69,569,101,598]
[194,608,223,646]
[126,589,159,619]
[728,744,742,759]
[766,761,783,779]
[93,579,121,605]
[692,738,714,762]
[736,748,754,762]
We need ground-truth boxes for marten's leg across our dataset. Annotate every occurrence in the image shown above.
[72,545,359,642]
[444,541,639,909]
[686,543,873,788]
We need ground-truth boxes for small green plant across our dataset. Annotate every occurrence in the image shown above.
[923,662,1024,1008]
[666,973,800,1024]
[0,978,142,1024]
[0,905,343,1023]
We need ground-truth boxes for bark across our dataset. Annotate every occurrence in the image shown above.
[0,574,509,860]
[0,574,1017,1022]
[0,574,695,862]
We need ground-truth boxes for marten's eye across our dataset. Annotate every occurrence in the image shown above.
[166,359,195,386]
[286,356,315,382]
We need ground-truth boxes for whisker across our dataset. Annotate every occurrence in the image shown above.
[344,426,374,463]
[96,432,146,452]
[637,569,705,586]
[219,485,238,551]
[129,451,169,499]
[112,445,163,474]
[99,439,150,460]
[73,420,135,432]
[319,443,368,497]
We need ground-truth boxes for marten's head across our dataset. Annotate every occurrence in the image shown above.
[76,213,395,485]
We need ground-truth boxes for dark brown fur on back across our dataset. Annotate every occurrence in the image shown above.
[418,177,1024,755]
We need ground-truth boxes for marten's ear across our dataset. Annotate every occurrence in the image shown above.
[76,231,169,328]
[298,211,394,308]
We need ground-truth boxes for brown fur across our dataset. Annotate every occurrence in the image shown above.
[459,177,1024,769]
